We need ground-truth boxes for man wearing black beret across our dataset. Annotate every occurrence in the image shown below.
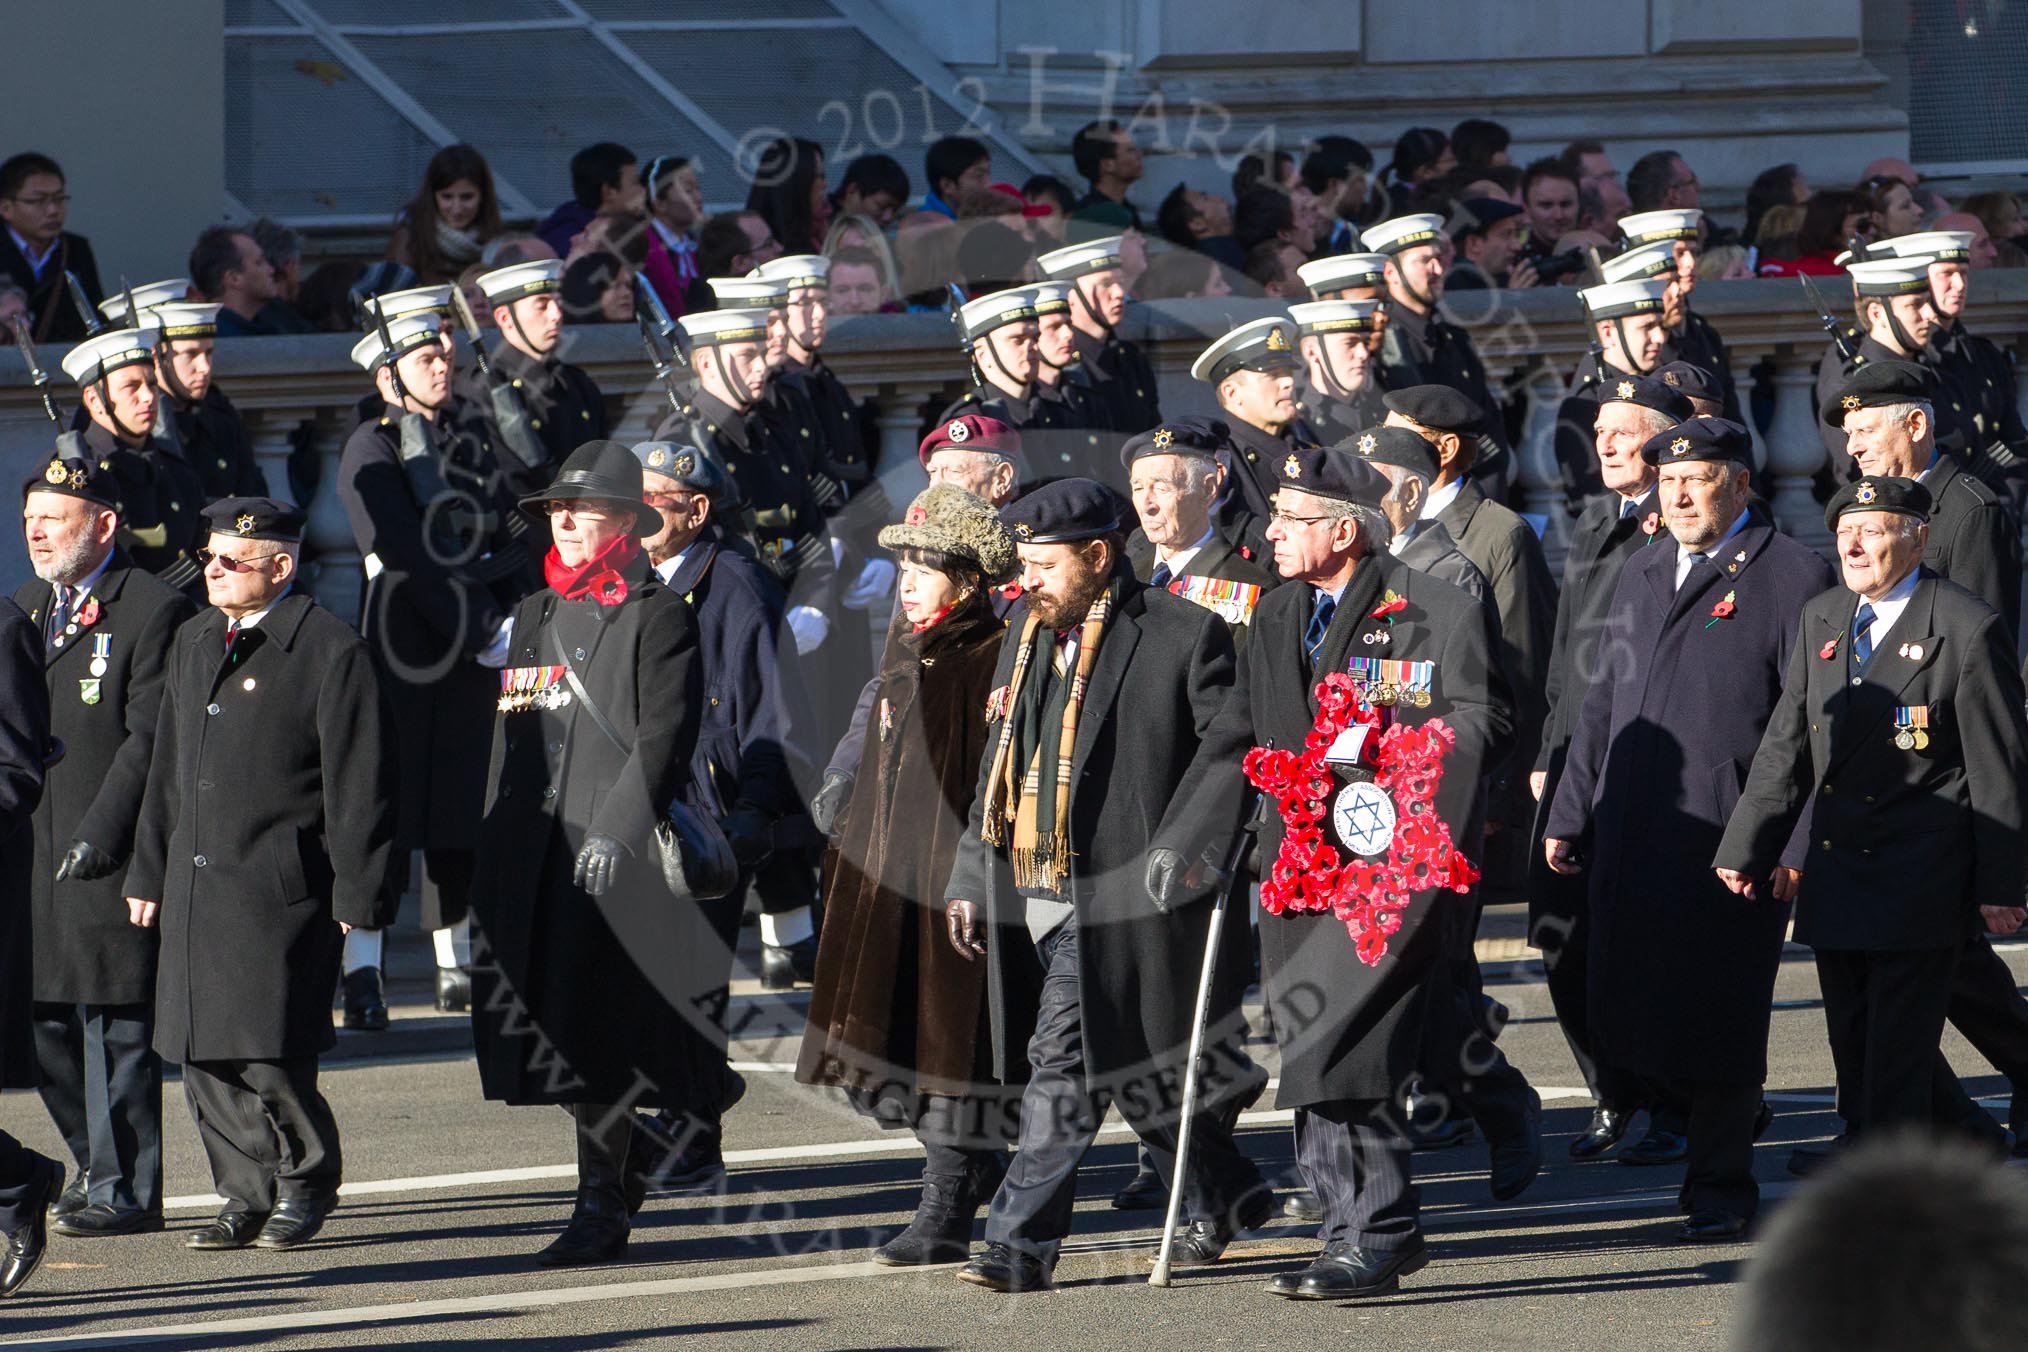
[1718,475,2028,1169]
[14,456,194,1238]
[1156,447,1518,1298]
[945,478,1271,1292]
[1122,418,1278,640]
[1345,425,1486,600]
[124,497,399,1254]
[1545,419,1835,1240]
[1817,361,2028,1164]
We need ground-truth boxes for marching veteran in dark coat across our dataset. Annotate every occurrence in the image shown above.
[798,484,1026,1268]
[1156,448,1515,1301]
[17,455,193,1238]
[124,497,399,1254]
[1544,419,1835,1242]
[1716,477,2028,1149]
[943,479,1270,1293]
[469,440,719,1270]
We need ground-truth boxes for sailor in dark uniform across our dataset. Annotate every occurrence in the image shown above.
[756,254,883,511]
[1555,275,1671,506]
[1364,214,1510,465]
[98,282,265,499]
[1593,211,1742,423]
[462,258,607,469]
[1021,281,1119,490]
[1189,317,1316,531]
[58,327,204,596]
[1290,299,1390,447]
[1816,257,1948,486]
[1035,236,1161,434]
[1297,252,1422,393]
[936,287,1046,435]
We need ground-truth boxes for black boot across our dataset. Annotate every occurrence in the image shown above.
[876,1150,1003,1267]
[539,1106,631,1267]
[341,967,389,1031]
[435,966,471,1013]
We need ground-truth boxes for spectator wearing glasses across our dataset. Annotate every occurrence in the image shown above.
[0,153,100,343]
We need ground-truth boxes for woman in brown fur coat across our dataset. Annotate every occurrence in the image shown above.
[796,484,1027,1266]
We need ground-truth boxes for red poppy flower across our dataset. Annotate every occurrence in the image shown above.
[1819,638,1838,660]
[1711,599,1735,619]
[588,570,628,607]
[1371,596,1408,621]
[78,598,101,628]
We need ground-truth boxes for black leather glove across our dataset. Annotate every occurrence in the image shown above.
[56,838,119,883]
[1145,847,1189,915]
[809,771,853,836]
[945,898,985,959]
[721,805,775,868]
[573,833,627,897]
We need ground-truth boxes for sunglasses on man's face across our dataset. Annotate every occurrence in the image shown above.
[196,548,281,572]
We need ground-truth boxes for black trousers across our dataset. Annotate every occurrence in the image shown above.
[1531,899,1646,1112]
[1667,1078,1762,1221]
[1815,945,1960,1136]
[182,1056,342,1212]
[420,846,474,933]
[983,917,1267,1264]
[1418,909,1534,1142]
[0,1131,58,1238]
[1292,1099,1418,1250]
[31,1000,161,1212]
[1944,932,2028,1117]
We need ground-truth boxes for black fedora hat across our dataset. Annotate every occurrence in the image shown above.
[519,440,657,537]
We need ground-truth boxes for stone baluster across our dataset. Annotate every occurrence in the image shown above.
[872,384,938,517]
[1763,347,1831,552]
[300,406,364,627]
[1516,365,1573,574]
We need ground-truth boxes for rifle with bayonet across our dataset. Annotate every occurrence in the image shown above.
[948,283,982,389]
[1800,273,1861,367]
[65,271,105,338]
[1576,246,1611,392]
[451,287,550,474]
[632,274,692,418]
[12,310,92,461]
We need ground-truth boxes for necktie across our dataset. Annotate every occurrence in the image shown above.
[1679,551,1710,591]
[1619,497,1638,520]
[224,620,240,656]
[1305,592,1336,665]
[46,586,67,647]
[1852,602,1876,668]
[1149,561,1172,590]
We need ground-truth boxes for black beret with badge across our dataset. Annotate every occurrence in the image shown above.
[1824,474,1932,528]
[1275,445,1390,511]
[1601,372,1695,423]
[1653,361,1722,406]
[1819,360,1936,427]
[201,495,307,543]
[23,454,120,511]
[998,476,1126,544]
[1639,416,1754,466]
[1343,425,1439,481]
[1381,384,1483,434]
[1120,416,1231,468]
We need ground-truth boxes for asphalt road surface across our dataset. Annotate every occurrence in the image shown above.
[2,918,2021,1351]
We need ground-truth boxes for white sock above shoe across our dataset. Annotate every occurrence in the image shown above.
[432,918,472,969]
[341,927,384,975]
[760,907,813,948]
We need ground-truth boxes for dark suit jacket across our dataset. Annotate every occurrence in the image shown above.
[1127,525,1279,645]
[1717,571,2028,952]
[0,230,99,343]
[1920,452,2021,649]
[0,600,49,1089]
[14,557,193,1005]
[1394,519,1488,601]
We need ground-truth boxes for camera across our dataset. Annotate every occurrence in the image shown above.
[1532,249,1591,285]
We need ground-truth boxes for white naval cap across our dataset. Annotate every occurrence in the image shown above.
[1359,214,1446,257]
[678,306,772,346]
[1617,209,1702,246]
[476,258,565,305]
[61,327,161,386]
[1296,253,1390,297]
[708,274,789,307]
[1036,236,1124,279]
[753,254,830,290]
[957,287,1039,341]
[1289,299,1382,335]
[349,312,445,372]
[1576,276,1669,321]
[1867,230,1974,264]
[1189,316,1300,383]
[1598,240,1680,284]
[96,278,192,325]
[148,303,224,340]
[1846,257,1938,297]
[360,284,454,324]
[1020,281,1074,314]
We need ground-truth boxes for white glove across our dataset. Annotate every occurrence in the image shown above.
[786,605,829,656]
[843,558,896,610]
[476,616,514,669]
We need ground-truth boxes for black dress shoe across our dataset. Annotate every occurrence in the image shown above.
[759,934,819,990]
[1111,1159,1167,1210]
[1752,1100,1774,1141]
[52,1203,164,1237]
[256,1196,335,1249]
[1786,1141,1841,1177]
[1285,1239,1429,1300]
[46,1179,86,1223]
[1489,1089,1544,1201]
[1678,1209,1749,1242]
[1406,1115,1476,1151]
[1146,1188,1277,1267]
[0,1160,61,1298]
[1569,1107,1630,1161]
[435,966,471,1013]
[1619,1124,1688,1167]
[1283,1189,1323,1222]
[956,1241,1052,1292]
[341,967,389,1031]
[537,1194,629,1268]
[186,1209,269,1251]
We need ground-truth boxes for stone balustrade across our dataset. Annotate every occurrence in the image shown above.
[5,272,2028,619]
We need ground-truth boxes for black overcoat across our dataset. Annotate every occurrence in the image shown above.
[171,385,267,499]
[0,600,50,1089]
[14,557,193,1005]
[944,578,1247,1099]
[1156,551,1512,1106]
[127,593,400,1063]
[469,554,727,1110]
[1716,572,2028,952]
[1916,452,2020,648]
[1544,516,1834,1082]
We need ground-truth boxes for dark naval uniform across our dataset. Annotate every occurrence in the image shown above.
[1068,327,1161,435]
[127,577,399,1220]
[1384,305,1508,458]
[1931,319,2028,473]
[170,386,265,500]
[17,542,193,1224]
[458,339,608,469]
[1294,385,1390,453]
[1221,417,1317,526]
[1718,561,2028,1138]
[1915,450,2021,646]
[77,422,205,594]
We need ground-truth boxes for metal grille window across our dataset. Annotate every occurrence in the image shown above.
[1898,0,2028,170]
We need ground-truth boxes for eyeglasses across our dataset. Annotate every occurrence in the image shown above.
[196,548,282,572]
[544,501,613,520]
[10,193,69,209]
[640,491,697,509]
[1269,510,1336,526]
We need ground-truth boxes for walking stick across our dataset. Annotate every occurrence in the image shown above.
[1149,791,1264,1287]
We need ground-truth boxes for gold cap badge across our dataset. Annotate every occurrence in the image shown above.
[1663,371,1680,386]
[1152,427,1174,450]
[1855,482,1878,505]
[1265,326,1291,352]
[1284,454,1302,478]
[67,470,86,491]
[235,513,256,535]
[1616,380,1635,399]
[1357,433,1377,455]
[647,448,667,469]
[675,452,694,475]
[1670,436,1691,457]
[1013,521,1033,539]
[42,461,66,485]
[1842,394,1862,411]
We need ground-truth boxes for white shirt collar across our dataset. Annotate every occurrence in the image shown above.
[7,226,55,275]
[654,550,687,585]
[230,586,291,632]
[1154,523,1216,573]
[1419,478,1464,521]
[1854,567,1921,641]
[650,218,695,254]
[1672,508,1751,589]
[53,551,114,609]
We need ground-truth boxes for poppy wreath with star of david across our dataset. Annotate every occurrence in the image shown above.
[1241,671,1478,965]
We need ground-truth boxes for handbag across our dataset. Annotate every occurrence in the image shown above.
[546,628,739,903]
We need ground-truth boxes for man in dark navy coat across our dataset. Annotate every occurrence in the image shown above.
[1528,375,1686,1161]
[1717,476,2028,1149]
[1544,418,1835,1241]
[16,455,193,1237]
[1156,448,1516,1300]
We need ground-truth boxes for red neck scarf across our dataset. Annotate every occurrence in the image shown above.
[544,533,641,606]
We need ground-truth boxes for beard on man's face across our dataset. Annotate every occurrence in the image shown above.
[1027,551,1113,629]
